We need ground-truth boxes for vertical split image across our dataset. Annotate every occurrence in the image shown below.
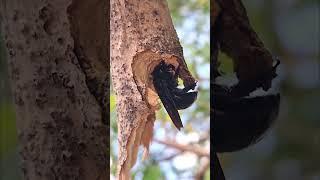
[0,0,319,180]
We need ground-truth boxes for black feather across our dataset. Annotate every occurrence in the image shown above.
[213,153,225,180]
[152,61,197,130]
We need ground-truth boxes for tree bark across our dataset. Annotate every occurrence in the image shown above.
[0,0,109,179]
[110,0,196,179]
[212,0,275,85]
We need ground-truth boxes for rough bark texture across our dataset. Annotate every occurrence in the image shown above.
[0,0,109,179]
[110,0,196,179]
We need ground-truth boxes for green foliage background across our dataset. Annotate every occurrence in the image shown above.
[0,29,21,180]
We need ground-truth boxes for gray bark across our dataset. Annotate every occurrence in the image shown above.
[0,0,109,179]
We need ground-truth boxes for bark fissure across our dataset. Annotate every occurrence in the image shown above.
[0,0,109,179]
[67,0,109,125]
[67,0,109,177]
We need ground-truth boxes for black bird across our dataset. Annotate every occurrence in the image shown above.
[212,58,281,179]
[152,60,198,130]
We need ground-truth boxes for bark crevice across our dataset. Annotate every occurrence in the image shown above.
[67,0,109,125]
[67,1,109,177]
[131,50,181,109]
[1,0,109,179]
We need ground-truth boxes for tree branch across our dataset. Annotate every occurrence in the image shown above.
[154,139,209,157]
[194,157,210,180]
[156,151,183,162]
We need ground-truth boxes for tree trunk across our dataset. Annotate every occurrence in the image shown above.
[211,0,277,179]
[212,0,275,85]
[0,0,109,179]
[110,0,196,179]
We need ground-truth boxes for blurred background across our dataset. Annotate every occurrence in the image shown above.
[1,0,319,180]
[110,0,210,179]
[218,0,320,180]
[0,27,22,179]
